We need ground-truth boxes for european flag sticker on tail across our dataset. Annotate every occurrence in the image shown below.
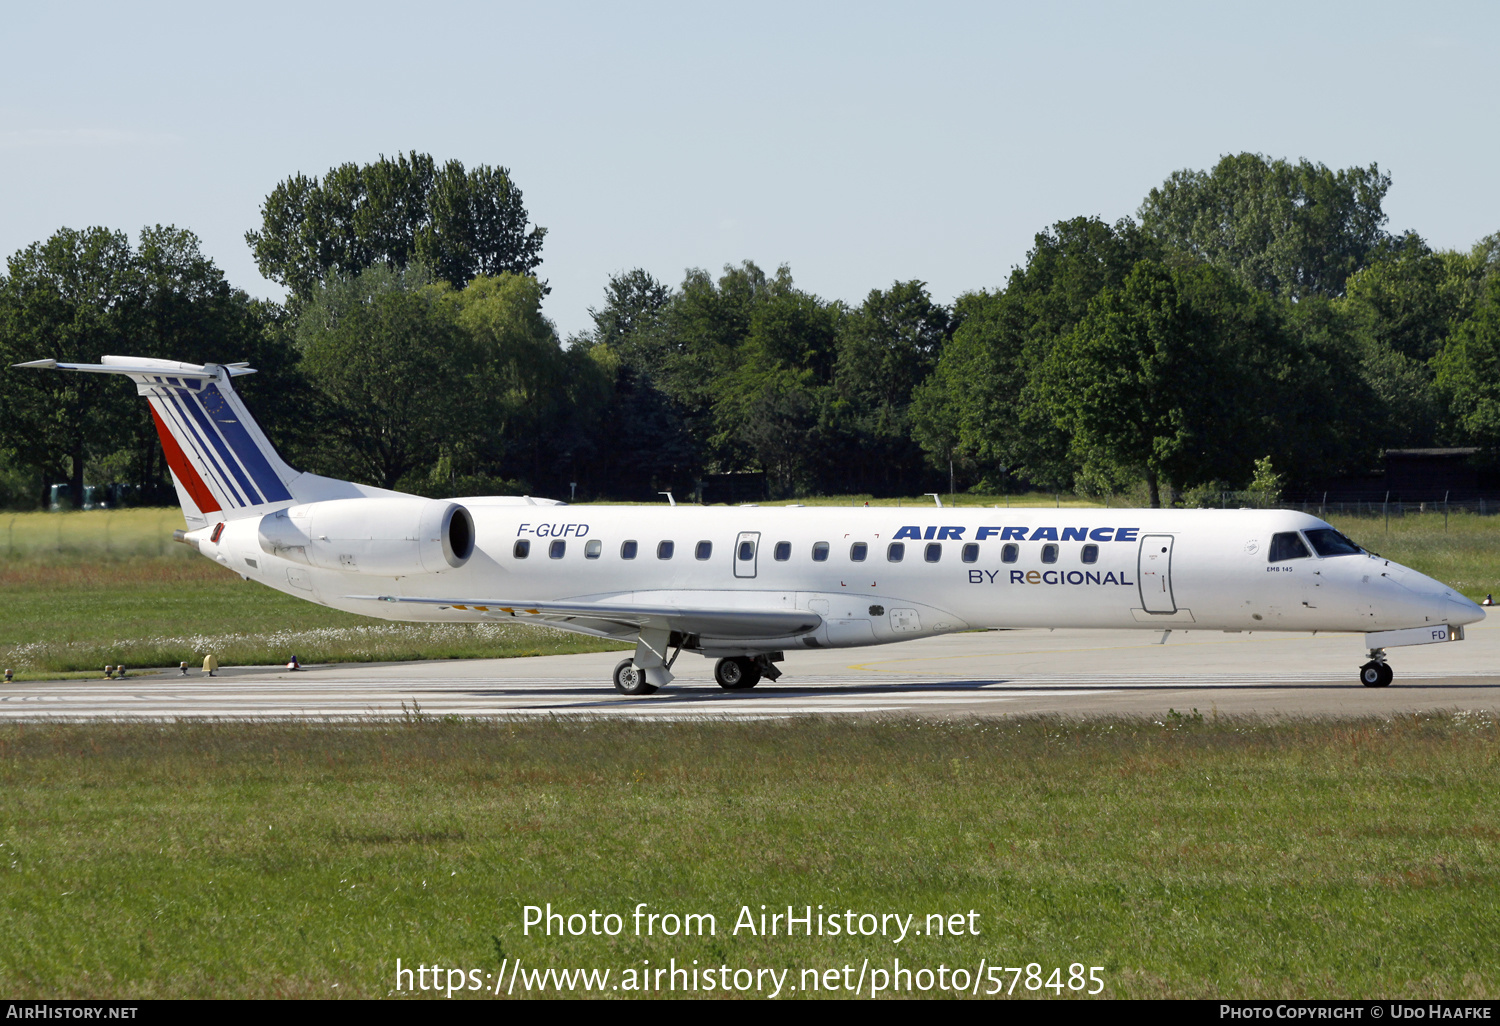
[14,355,297,522]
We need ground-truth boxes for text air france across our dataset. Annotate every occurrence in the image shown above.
[893,526,1140,542]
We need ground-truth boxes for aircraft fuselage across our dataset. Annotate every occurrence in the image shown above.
[199,503,1481,656]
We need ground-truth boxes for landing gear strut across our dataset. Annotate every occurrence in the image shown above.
[1359,648,1393,688]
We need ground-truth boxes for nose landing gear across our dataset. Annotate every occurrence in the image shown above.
[1359,648,1393,687]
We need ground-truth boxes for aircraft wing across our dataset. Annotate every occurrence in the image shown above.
[347,595,822,640]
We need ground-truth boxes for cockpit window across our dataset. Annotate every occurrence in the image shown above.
[1268,532,1311,562]
[1305,528,1362,557]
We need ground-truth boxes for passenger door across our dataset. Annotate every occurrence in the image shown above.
[1138,535,1176,613]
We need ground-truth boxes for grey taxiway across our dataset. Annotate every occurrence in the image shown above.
[2,622,1497,720]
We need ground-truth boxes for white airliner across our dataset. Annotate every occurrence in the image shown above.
[19,355,1485,694]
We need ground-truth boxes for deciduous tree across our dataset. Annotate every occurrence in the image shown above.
[1139,153,1392,299]
[295,265,478,489]
[1434,275,1500,451]
[247,152,546,300]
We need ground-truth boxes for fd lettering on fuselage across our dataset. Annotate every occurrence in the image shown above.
[893,525,1141,542]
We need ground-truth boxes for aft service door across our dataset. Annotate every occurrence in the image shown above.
[734,532,760,579]
[1138,535,1176,613]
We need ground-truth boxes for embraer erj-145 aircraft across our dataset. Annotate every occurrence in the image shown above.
[20,356,1485,695]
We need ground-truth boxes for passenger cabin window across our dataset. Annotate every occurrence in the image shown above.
[695,540,713,560]
[961,542,979,563]
[1081,543,1099,564]
[773,541,791,561]
[657,540,675,559]
[1305,528,1362,557]
[850,542,868,561]
[925,542,942,563]
[812,542,830,562]
[585,539,602,559]
[1269,532,1311,562]
[513,539,530,559]
[887,542,905,562]
[549,540,565,559]
[1001,543,1018,564]
[621,540,638,560]
[1040,543,1058,564]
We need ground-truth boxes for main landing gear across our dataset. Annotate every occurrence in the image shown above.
[613,658,659,696]
[714,657,760,690]
[714,655,783,691]
[1359,648,1394,688]
[612,650,786,696]
[612,628,683,696]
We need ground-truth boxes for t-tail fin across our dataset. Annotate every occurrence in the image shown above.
[14,355,406,527]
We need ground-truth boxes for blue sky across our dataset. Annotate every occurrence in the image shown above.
[3,1,1496,340]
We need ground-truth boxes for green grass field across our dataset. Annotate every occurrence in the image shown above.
[0,510,625,676]
[1,506,1496,676]
[0,714,1495,999]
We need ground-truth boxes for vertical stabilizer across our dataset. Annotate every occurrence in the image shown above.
[15,354,411,527]
[116,359,297,524]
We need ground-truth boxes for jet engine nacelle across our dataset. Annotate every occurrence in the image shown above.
[258,497,474,575]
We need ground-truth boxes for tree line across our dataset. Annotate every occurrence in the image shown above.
[2,150,1497,509]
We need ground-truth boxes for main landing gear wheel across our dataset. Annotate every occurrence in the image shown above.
[613,659,659,696]
[1359,661,1394,688]
[714,656,761,690]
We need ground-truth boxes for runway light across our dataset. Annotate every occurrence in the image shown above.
[3,669,11,683]
[104,665,114,679]
[117,665,127,678]
[286,654,300,671]
[203,654,219,677]
[179,661,188,676]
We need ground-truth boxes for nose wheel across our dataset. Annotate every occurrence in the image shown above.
[1359,659,1393,688]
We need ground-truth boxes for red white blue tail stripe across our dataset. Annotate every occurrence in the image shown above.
[13,355,297,521]
[143,375,293,513]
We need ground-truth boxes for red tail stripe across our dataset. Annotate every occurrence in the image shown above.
[151,405,221,513]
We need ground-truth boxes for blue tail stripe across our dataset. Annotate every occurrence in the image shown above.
[200,384,292,503]
[172,387,263,506]
[153,392,241,508]
[162,388,250,507]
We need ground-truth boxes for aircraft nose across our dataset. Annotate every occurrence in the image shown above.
[1448,592,1486,626]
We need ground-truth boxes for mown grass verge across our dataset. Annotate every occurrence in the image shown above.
[0,714,1496,999]
[0,553,624,675]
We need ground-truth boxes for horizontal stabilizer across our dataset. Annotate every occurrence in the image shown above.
[349,595,822,640]
[13,358,257,378]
